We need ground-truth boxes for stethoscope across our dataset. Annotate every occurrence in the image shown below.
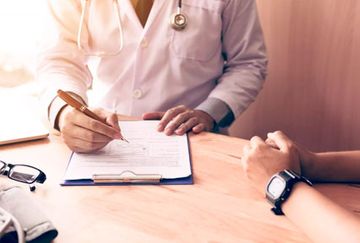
[77,0,188,56]
[170,0,187,31]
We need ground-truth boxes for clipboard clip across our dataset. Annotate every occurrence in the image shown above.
[92,170,162,184]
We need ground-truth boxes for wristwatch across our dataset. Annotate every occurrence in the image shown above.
[266,169,312,215]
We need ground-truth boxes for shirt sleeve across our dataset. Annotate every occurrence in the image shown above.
[206,0,268,119]
[37,0,92,123]
[196,97,235,129]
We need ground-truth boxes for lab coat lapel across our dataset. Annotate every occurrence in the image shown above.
[122,0,166,35]
[142,0,166,34]
[122,0,143,32]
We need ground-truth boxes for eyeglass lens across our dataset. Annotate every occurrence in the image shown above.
[8,166,40,184]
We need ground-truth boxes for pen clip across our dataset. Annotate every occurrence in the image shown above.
[92,170,162,184]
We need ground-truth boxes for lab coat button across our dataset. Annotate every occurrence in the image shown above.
[133,89,143,99]
[140,39,148,48]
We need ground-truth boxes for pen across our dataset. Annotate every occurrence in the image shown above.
[57,89,129,143]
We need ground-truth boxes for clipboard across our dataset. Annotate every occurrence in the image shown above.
[60,120,193,186]
[61,169,193,186]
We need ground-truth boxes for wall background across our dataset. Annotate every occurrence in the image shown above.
[0,0,46,88]
[229,0,360,152]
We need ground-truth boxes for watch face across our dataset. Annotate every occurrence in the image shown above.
[267,176,286,200]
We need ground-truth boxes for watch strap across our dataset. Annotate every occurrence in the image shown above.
[267,169,312,215]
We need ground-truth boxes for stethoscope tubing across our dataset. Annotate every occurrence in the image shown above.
[77,0,187,57]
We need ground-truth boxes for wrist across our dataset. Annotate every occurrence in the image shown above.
[281,182,312,214]
[195,110,215,131]
[195,98,234,129]
[49,92,86,132]
[301,151,319,180]
[57,105,71,132]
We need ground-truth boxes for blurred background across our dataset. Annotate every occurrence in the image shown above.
[0,0,45,89]
[230,0,360,152]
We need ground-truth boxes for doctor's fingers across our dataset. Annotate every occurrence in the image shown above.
[164,111,195,135]
[173,117,201,135]
[142,112,165,120]
[158,105,188,131]
[93,108,121,132]
[192,123,206,134]
[62,134,109,153]
[62,124,113,144]
[69,110,121,139]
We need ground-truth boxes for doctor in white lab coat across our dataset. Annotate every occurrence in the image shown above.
[38,0,267,153]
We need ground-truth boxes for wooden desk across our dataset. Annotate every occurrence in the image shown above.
[0,132,359,242]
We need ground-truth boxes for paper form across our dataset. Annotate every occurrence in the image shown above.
[63,120,192,180]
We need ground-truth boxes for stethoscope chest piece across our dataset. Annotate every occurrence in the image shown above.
[170,13,187,31]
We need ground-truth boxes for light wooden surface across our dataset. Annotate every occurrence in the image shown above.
[0,132,360,242]
[230,0,360,152]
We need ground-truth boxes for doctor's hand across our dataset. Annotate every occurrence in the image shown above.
[142,105,215,136]
[58,106,122,153]
[241,132,301,195]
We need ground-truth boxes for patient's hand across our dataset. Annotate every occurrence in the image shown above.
[241,131,301,196]
[265,131,317,179]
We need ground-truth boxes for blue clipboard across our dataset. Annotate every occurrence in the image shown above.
[60,175,193,186]
[60,159,193,186]
[60,132,193,186]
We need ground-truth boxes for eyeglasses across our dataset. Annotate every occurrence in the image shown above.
[0,160,46,191]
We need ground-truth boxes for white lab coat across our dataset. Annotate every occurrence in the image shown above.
[38,0,267,119]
